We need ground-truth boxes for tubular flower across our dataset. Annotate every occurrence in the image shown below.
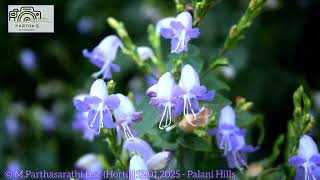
[124,138,171,170]
[75,154,103,180]
[73,79,120,134]
[83,35,123,79]
[19,48,37,72]
[208,106,257,168]
[137,46,156,61]
[289,135,320,180]
[160,11,200,53]
[129,154,149,180]
[177,64,215,126]
[146,72,181,129]
[73,112,96,142]
[113,94,142,141]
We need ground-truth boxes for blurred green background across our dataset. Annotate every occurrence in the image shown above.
[0,0,320,174]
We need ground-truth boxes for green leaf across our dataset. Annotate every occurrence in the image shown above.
[147,130,178,150]
[202,72,230,91]
[237,111,258,127]
[135,98,158,136]
[206,93,232,113]
[178,135,211,152]
[210,57,229,70]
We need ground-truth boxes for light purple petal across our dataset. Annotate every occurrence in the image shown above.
[111,63,120,72]
[289,155,306,167]
[82,49,104,67]
[73,100,91,112]
[132,112,143,122]
[160,28,175,39]
[208,128,218,135]
[84,96,102,104]
[170,38,180,53]
[187,28,200,38]
[170,21,185,30]
[105,94,120,109]
[146,151,171,170]
[124,138,155,162]
[226,151,247,168]
[310,155,320,164]
[103,110,116,128]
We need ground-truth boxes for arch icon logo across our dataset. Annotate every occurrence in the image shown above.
[8,5,54,33]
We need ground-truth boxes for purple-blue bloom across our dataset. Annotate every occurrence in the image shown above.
[73,79,120,134]
[146,72,181,129]
[41,111,56,131]
[208,106,257,168]
[73,112,96,142]
[6,160,22,180]
[176,64,215,125]
[5,115,21,137]
[160,11,200,53]
[289,135,320,180]
[129,154,149,180]
[113,94,142,141]
[19,48,37,72]
[83,35,123,79]
[78,17,94,34]
[124,138,171,170]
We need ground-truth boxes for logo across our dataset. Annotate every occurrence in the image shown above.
[8,5,54,33]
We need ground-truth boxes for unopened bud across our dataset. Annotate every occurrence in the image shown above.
[247,162,263,177]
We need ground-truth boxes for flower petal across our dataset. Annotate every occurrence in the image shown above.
[160,28,175,39]
[105,94,120,109]
[129,155,149,180]
[187,28,200,38]
[298,135,319,160]
[179,64,200,92]
[88,110,101,133]
[73,99,91,112]
[146,151,171,170]
[289,155,306,167]
[124,138,155,162]
[156,17,175,33]
[219,106,236,127]
[175,11,193,30]
[90,79,108,99]
[103,110,116,128]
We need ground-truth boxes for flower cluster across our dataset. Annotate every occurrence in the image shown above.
[73,79,141,141]
[146,64,215,129]
[208,106,257,168]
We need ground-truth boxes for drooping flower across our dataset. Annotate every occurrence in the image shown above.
[160,11,200,53]
[19,48,37,72]
[73,79,120,134]
[129,154,149,180]
[289,135,320,180]
[137,46,156,61]
[73,112,96,142]
[113,94,142,140]
[177,64,215,125]
[208,106,257,168]
[78,17,94,34]
[83,35,123,79]
[75,153,103,180]
[146,72,181,129]
[124,138,171,170]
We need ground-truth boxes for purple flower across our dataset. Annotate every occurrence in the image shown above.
[156,17,175,33]
[5,115,20,137]
[78,17,94,34]
[41,111,56,131]
[124,138,171,170]
[75,154,103,180]
[146,72,181,129]
[73,79,120,134]
[176,64,215,125]
[73,111,96,142]
[83,35,123,79]
[6,160,22,180]
[289,135,320,180]
[160,11,200,53]
[113,94,142,140]
[19,48,37,72]
[208,106,257,168]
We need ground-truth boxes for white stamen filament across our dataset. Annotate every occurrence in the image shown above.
[159,103,172,130]
[183,95,197,126]
[232,151,247,168]
[304,163,316,180]
[172,30,186,53]
[92,60,111,78]
[121,123,135,141]
[90,104,103,134]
